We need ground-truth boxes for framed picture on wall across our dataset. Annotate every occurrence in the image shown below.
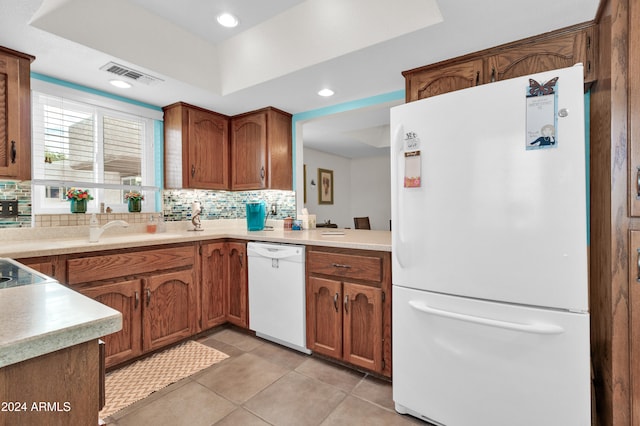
[318,168,333,205]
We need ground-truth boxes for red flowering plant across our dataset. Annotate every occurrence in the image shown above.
[124,191,144,201]
[65,187,93,201]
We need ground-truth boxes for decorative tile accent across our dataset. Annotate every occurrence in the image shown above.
[162,189,296,222]
[0,182,296,229]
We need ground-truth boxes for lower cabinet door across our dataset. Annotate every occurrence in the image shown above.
[201,242,227,330]
[342,282,383,372]
[307,276,342,359]
[226,242,248,328]
[79,280,143,368]
[143,269,196,351]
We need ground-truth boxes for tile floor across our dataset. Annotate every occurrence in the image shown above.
[103,327,429,426]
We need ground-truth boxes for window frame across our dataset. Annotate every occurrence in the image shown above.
[30,79,162,214]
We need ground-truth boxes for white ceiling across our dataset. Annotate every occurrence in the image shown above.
[0,0,600,158]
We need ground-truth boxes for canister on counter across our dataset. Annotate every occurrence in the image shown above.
[284,217,293,230]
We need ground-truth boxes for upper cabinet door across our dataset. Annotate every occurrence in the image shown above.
[0,47,33,180]
[230,112,268,190]
[486,27,596,84]
[163,102,230,190]
[404,59,484,102]
[187,108,229,190]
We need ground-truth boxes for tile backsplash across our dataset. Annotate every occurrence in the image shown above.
[0,181,296,228]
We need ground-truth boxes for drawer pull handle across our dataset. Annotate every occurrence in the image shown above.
[10,141,16,163]
[637,250,640,282]
[332,263,351,269]
[191,164,196,178]
[637,168,640,197]
[146,288,151,306]
[344,295,349,314]
[135,291,139,309]
[334,293,339,312]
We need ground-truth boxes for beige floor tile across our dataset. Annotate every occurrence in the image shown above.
[216,408,272,426]
[295,357,365,392]
[196,352,289,404]
[115,381,236,426]
[321,395,426,426]
[209,328,265,352]
[352,375,395,411]
[250,339,310,370]
[245,371,347,426]
[199,335,246,358]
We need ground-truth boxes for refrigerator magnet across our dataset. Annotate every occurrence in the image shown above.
[404,151,421,188]
[525,77,559,151]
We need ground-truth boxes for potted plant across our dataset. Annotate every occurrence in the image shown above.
[66,188,93,213]
[125,191,144,212]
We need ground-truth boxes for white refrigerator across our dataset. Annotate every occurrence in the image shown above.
[391,65,590,426]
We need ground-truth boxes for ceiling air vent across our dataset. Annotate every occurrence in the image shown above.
[99,62,164,86]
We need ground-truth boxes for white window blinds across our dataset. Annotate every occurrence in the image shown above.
[31,89,156,213]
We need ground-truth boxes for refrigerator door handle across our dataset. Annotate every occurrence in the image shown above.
[408,300,565,335]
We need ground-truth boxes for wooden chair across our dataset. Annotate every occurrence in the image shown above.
[353,216,371,230]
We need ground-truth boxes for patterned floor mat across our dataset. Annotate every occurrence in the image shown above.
[100,340,228,419]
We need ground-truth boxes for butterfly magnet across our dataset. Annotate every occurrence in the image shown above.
[526,76,559,150]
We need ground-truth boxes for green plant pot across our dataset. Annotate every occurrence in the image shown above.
[70,198,87,213]
[128,198,142,213]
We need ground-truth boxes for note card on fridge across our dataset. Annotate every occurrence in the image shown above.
[404,151,421,188]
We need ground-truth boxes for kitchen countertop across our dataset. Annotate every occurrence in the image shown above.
[0,219,392,259]
[0,279,122,368]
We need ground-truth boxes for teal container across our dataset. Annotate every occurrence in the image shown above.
[246,201,266,231]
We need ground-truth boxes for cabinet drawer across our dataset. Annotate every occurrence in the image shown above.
[66,245,195,285]
[307,251,382,282]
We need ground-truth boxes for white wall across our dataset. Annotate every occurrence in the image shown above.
[303,148,391,230]
[350,155,391,230]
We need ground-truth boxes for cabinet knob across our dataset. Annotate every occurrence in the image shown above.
[260,166,265,180]
[10,141,16,164]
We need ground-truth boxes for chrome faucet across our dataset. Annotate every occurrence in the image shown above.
[89,214,129,242]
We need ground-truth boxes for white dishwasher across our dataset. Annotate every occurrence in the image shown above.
[247,242,310,354]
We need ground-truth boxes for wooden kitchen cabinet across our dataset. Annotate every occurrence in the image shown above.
[79,280,142,368]
[200,240,248,330]
[230,107,292,190]
[163,102,230,190]
[0,46,34,180]
[66,244,197,368]
[404,59,484,101]
[306,247,391,376]
[403,22,596,102]
[629,0,640,217]
[0,340,100,426]
[226,241,248,328]
[200,242,227,330]
[143,269,196,351]
[486,26,595,83]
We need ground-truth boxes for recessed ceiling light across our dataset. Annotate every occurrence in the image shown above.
[109,79,132,89]
[318,88,334,97]
[217,12,238,28]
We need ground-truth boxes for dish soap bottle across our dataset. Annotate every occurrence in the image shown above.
[146,215,157,233]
